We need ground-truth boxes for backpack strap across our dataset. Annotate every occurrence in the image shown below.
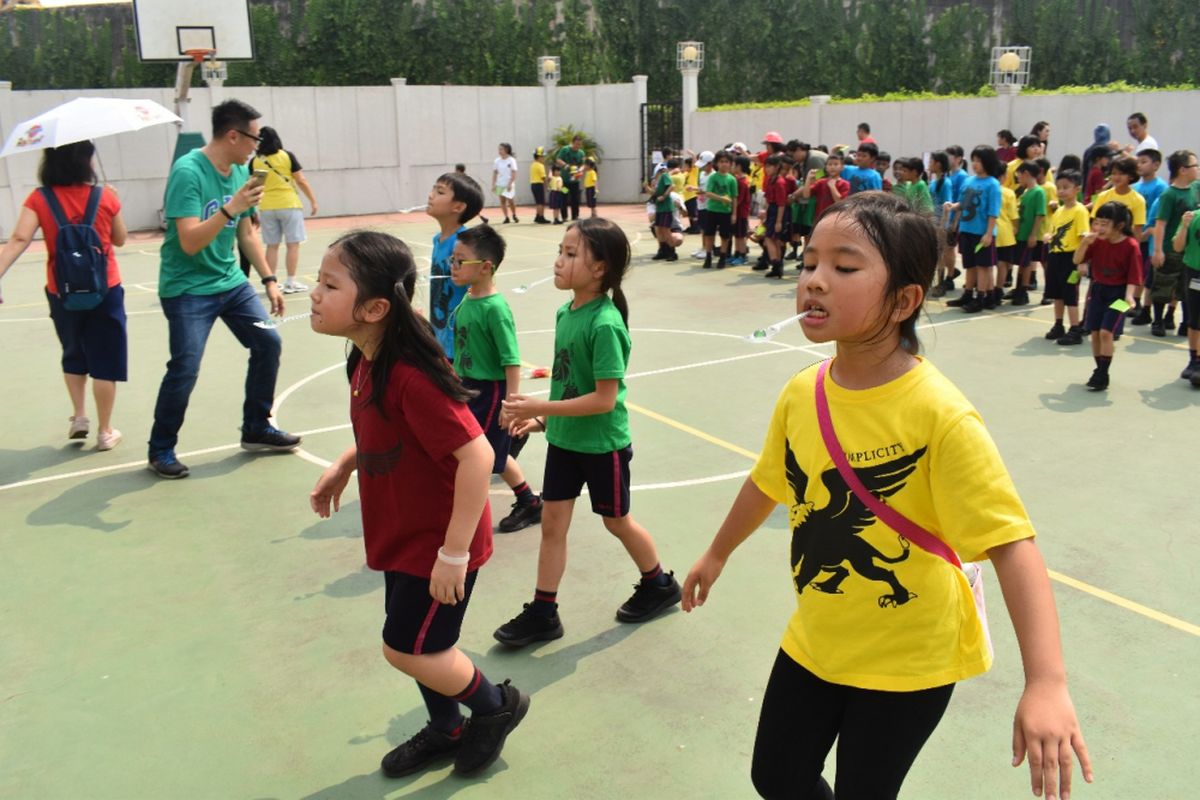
[81,185,103,226]
[814,359,963,570]
[39,186,70,228]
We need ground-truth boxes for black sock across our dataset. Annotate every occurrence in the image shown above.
[1096,355,1112,373]
[531,589,557,615]
[419,682,465,736]
[1055,317,1063,326]
[640,563,672,586]
[451,667,503,717]
[1153,302,1165,323]
[511,481,537,506]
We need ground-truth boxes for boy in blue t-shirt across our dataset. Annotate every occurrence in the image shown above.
[1132,149,1168,323]
[840,142,884,194]
[426,173,484,359]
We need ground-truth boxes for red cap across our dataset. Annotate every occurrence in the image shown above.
[762,131,783,144]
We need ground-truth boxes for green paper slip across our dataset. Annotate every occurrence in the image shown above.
[1109,299,1130,313]
[1067,270,1080,285]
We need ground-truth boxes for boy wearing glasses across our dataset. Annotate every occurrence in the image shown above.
[449,226,543,532]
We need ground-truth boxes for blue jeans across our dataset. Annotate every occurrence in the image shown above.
[148,281,282,458]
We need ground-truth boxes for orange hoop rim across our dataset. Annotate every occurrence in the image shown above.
[184,48,216,63]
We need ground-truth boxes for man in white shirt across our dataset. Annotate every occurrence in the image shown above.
[1125,112,1160,156]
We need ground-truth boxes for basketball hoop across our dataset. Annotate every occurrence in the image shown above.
[184,47,216,64]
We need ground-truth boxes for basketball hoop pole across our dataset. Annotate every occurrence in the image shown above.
[174,48,214,130]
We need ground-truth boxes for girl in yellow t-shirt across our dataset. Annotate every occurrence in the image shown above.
[682,192,1093,800]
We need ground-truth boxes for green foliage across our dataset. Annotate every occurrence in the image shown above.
[3,0,1200,108]
[550,125,604,161]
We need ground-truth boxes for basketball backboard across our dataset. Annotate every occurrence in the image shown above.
[132,0,255,62]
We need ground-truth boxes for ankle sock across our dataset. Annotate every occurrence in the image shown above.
[512,481,536,506]
[1096,355,1112,373]
[531,589,557,615]
[1153,302,1164,323]
[451,667,503,716]
[641,563,671,586]
[1055,317,1063,326]
[419,682,465,736]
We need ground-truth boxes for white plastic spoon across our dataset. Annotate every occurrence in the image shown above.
[744,310,812,343]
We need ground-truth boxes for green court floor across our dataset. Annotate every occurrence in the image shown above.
[2,206,1197,798]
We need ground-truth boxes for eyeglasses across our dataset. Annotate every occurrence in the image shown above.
[450,257,485,268]
[236,129,263,143]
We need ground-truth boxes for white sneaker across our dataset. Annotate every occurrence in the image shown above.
[282,281,308,294]
[691,249,706,259]
[97,428,123,451]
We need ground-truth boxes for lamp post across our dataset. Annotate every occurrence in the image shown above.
[538,56,561,151]
[677,41,703,151]
[991,46,1030,132]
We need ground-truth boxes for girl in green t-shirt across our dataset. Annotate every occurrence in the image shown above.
[495,218,681,647]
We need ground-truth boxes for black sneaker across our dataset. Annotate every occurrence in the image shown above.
[1057,326,1084,346]
[1151,321,1166,337]
[148,453,189,479]
[1040,295,1054,305]
[1182,360,1200,381]
[616,572,682,623]
[1028,276,1038,290]
[962,295,983,313]
[751,261,769,271]
[1178,322,1188,337]
[945,292,971,308]
[664,249,679,261]
[1131,307,1152,326]
[494,604,564,647]
[766,264,784,279]
[241,426,301,452]
[1009,289,1029,306]
[1085,369,1109,391]
[381,723,463,777]
[454,680,530,776]
[1045,322,1066,340]
[498,498,542,533]
[716,255,727,270]
[702,254,713,269]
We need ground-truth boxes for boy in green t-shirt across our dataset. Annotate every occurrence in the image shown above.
[701,151,738,270]
[449,225,543,531]
[1151,150,1200,338]
[1170,208,1200,383]
[649,157,679,261]
[1013,161,1048,307]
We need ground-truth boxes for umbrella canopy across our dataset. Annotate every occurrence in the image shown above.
[0,97,181,158]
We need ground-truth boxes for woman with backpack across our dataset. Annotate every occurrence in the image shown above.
[251,126,318,294]
[0,139,128,451]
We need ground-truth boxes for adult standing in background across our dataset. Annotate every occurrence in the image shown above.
[1124,112,1159,156]
[555,135,586,221]
[147,99,300,480]
[1030,120,1051,158]
[252,126,318,294]
[492,142,519,223]
[0,140,128,451]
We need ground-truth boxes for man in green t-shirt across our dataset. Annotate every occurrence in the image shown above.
[147,99,299,479]
[555,136,586,221]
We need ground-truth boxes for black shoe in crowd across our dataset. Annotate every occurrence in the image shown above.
[453,681,531,776]
[498,498,543,533]
[615,573,682,623]
[494,604,565,647]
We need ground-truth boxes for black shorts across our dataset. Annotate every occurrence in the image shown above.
[1015,241,1046,266]
[735,216,749,239]
[542,442,632,518]
[703,210,733,239]
[995,245,1017,264]
[382,570,478,655]
[531,184,546,205]
[957,232,996,268]
[549,192,562,210]
[586,187,597,208]
[46,284,128,381]
[1083,282,1128,335]
[765,205,789,240]
[654,210,674,229]
[462,377,511,474]
[1044,251,1080,305]
[1186,272,1200,331]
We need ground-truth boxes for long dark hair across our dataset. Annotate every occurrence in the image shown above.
[39,140,96,186]
[256,126,283,157]
[816,192,938,355]
[569,217,631,326]
[332,230,474,411]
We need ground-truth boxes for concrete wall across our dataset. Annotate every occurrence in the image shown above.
[0,78,646,234]
[688,90,1200,165]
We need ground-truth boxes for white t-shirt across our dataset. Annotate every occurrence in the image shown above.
[493,156,518,187]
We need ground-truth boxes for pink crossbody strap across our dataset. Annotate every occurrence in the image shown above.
[814,360,963,570]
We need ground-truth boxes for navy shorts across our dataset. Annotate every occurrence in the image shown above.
[1185,273,1200,331]
[765,205,789,240]
[586,187,597,208]
[542,442,632,518]
[703,210,733,239]
[1083,282,1128,336]
[531,184,546,206]
[383,570,478,655]
[1015,241,1046,266]
[1043,252,1079,305]
[958,232,996,268]
[463,377,511,474]
[46,284,128,381]
[995,244,1017,264]
[654,210,674,229]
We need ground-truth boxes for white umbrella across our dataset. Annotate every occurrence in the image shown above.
[0,97,181,158]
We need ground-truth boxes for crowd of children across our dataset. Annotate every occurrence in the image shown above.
[653,116,1198,392]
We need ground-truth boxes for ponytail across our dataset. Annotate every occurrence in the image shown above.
[332,231,475,413]
[570,217,631,327]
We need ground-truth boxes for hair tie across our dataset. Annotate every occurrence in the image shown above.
[394,280,409,301]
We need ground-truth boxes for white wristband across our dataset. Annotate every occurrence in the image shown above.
[437,547,470,566]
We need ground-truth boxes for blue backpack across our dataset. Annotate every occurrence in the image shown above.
[40,185,108,311]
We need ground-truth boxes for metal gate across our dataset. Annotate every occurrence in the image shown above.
[640,101,682,185]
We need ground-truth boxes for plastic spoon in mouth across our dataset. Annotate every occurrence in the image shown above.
[512,275,555,294]
[397,204,429,213]
[744,310,812,343]
[254,312,312,329]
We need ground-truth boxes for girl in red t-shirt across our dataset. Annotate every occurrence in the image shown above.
[1075,202,1143,391]
[308,230,528,778]
[0,140,127,450]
